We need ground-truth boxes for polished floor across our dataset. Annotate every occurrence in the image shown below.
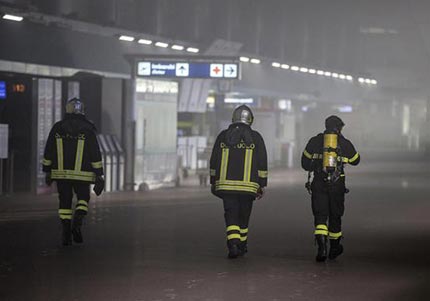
[1,152,429,301]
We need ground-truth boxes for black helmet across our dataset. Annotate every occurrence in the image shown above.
[65,97,85,115]
[325,115,344,132]
[232,105,254,126]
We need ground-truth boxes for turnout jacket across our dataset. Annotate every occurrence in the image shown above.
[210,123,268,197]
[42,114,103,183]
[301,132,360,179]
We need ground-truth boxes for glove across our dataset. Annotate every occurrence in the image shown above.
[45,173,52,186]
[256,187,265,200]
[93,176,105,196]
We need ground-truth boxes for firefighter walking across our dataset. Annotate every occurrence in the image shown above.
[301,115,360,262]
[42,98,105,246]
[210,105,268,258]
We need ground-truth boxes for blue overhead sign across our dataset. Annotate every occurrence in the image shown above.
[0,81,6,99]
[137,60,240,79]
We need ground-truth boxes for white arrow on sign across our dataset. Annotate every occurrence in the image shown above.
[176,63,190,77]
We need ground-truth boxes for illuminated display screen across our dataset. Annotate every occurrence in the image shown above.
[0,81,6,99]
[137,61,240,79]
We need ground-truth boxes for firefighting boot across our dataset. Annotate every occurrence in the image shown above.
[61,220,72,246]
[315,234,328,262]
[227,241,240,259]
[328,238,344,260]
[72,211,85,244]
[238,241,248,256]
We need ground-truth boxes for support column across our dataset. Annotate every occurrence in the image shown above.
[122,78,136,191]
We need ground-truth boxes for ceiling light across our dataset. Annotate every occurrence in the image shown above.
[119,35,135,42]
[155,42,169,48]
[186,47,199,53]
[300,67,309,73]
[365,79,372,84]
[291,66,300,71]
[309,69,316,74]
[172,45,184,51]
[332,73,339,78]
[240,57,250,62]
[371,79,378,85]
[250,58,261,64]
[317,70,325,75]
[2,14,23,22]
[272,62,281,68]
[281,64,290,69]
[138,39,152,45]
[346,75,353,81]
[358,78,365,83]
[339,74,346,79]
[324,72,332,77]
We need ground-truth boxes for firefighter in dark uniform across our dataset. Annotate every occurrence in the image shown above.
[210,105,268,258]
[301,115,360,262]
[42,98,105,246]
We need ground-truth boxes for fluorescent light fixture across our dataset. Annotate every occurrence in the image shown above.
[186,47,199,53]
[309,69,316,74]
[338,105,353,113]
[155,42,169,48]
[346,75,353,81]
[272,62,281,68]
[281,64,290,69]
[324,72,332,77]
[291,66,300,71]
[240,57,250,62]
[339,74,346,79]
[317,70,325,75]
[224,97,254,104]
[138,39,152,45]
[371,79,378,85]
[119,35,135,42]
[300,67,309,73]
[358,77,365,83]
[250,58,261,64]
[365,79,372,84]
[2,14,23,22]
[171,44,184,51]
[332,73,339,78]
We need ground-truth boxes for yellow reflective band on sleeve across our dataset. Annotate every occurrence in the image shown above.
[258,170,268,178]
[227,234,241,240]
[349,153,359,163]
[91,161,103,169]
[329,232,342,239]
[243,149,253,182]
[338,156,349,163]
[227,225,240,232]
[56,138,64,171]
[220,148,230,181]
[303,150,312,159]
[59,209,73,214]
[210,169,216,176]
[74,139,85,171]
[240,236,248,242]
[240,228,248,234]
[42,158,52,166]
[59,214,72,220]
[312,153,323,159]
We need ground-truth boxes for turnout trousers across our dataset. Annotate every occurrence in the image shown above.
[311,177,345,240]
[56,180,91,221]
[223,194,254,247]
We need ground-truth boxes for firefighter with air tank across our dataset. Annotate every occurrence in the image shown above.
[210,105,268,258]
[42,98,105,246]
[301,115,360,262]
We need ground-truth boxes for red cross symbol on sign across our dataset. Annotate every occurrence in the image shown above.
[213,66,221,74]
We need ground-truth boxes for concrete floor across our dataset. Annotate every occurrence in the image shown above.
[1,153,429,301]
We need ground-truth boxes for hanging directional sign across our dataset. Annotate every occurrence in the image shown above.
[136,57,240,79]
